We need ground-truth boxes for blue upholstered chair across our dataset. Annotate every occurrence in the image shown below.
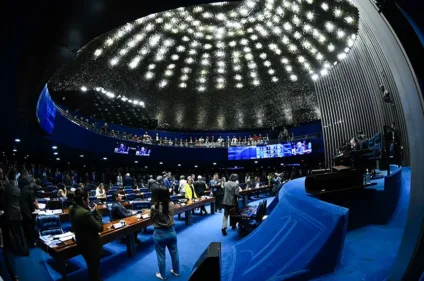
[108,189,118,196]
[143,192,152,199]
[89,190,96,197]
[89,196,98,203]
[124,186,133,191]
[106,195,113,203]
[36,215,64,236]
[36,198,48,206]
[62,198,73,209]
[170,195,180,203]
[139,188,148,193]
[125,193,137,201]
[131,201,151,210]
[46,185,58,192]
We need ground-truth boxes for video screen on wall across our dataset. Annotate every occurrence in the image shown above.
[135,146,151,156]
[114,143,130,154]
[228,142,312,160]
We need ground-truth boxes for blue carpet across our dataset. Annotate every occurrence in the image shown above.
[7,166,410,281]
[311,167,410,281]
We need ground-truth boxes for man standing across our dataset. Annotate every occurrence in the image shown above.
[163,173,172,194]
[271,173,282,196]
[151,176,168,205]
[194,176,208,215]
[147,175,156,191]
[209,174,223,213]
[221,174,239,236]
[5,167,29,255]
[20,177,39,247]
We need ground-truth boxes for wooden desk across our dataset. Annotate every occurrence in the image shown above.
[39,197,215,280]
[239,185,272,205]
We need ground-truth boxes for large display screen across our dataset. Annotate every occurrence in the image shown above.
[113,143,151,156]
[36,84,56,135]
[135,146,151,156]
[228,142,312,160]
[114,143,130,154]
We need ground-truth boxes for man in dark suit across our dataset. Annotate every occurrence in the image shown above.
[110,192,140,244]
[147,175,156,191]
[4,167,28,255]
[151,176,167,205]
[19,178,39,246]
[69,189,104,281]
[194,176,208,215]
[221,173,240,236]
[123,173,133,187]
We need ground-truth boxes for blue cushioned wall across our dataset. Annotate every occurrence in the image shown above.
[221,177,348,281]
[370,166,402,224]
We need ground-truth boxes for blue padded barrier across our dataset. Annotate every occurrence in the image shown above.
[369,166,402,224]
[221,177,348,281]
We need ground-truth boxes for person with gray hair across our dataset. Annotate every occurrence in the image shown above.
[221,173,240,236]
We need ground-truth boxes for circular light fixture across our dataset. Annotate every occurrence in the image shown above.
[254,160,258,164]
[135,161,138,163]
[14,138,20,143]
[145,166,148,168]
[54,152,58,155]
[52,146,57,150]
[80,155,84,157]
[178,164,181,166]
[213,162,217,165]
[194,165,198,168]
[56,158,60,161]
[159,162,163,165]
[12,148,17,152]
[103,157,107,160]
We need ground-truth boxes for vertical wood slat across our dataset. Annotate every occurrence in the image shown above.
[315,18,410,167]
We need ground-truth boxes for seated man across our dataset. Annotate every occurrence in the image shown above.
[111,192,141,244]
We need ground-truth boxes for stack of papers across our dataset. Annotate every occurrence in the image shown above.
[38,203,46,209]
[36,209,63,215]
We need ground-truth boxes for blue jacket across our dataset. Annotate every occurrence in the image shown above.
[111,201,132,220]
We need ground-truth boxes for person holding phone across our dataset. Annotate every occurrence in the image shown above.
[69,189,104,281]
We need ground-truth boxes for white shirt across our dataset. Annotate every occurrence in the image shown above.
[179,179,187,193]
[96,187,106,198]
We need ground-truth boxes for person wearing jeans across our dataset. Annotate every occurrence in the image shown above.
[151,188,179,280]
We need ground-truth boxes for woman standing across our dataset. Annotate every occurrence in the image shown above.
[69,189,104,281]
[151,188,180,280]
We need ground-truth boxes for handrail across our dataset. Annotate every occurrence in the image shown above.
[57,107,320,149]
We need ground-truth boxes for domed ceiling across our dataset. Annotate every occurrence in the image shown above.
[49,0,359,130]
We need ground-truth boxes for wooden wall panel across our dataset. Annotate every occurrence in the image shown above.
[315,18,410,166]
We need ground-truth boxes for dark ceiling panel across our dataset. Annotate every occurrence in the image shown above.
[47,0,358,130]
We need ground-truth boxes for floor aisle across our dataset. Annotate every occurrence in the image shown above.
[7,168,410,281]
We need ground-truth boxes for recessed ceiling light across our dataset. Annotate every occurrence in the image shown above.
[135,161,138,163]
[80,155,84,157]
[159,162,163,165]
[103,157,107,160]
[194,165,198,168]
[56,158,60,161]
[54,152,58,155]
[178,164,181,166]
[14,138,20,142]
[213,162,217,165]
[52,146,57,149]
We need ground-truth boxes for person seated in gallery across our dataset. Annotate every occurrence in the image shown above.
[95,183,106,199]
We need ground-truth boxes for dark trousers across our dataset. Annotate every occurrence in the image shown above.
[82,254,102,281]
[215,194,223,211]
[22,215,36,246]
[8,220,28,255]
